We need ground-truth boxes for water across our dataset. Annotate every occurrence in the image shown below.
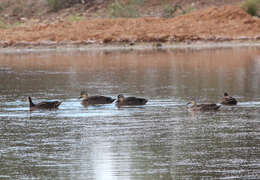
[0,47,260,179]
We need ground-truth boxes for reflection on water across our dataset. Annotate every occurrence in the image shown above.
[0,48,260,179]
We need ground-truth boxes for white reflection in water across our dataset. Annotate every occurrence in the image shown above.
[92,142,115,180]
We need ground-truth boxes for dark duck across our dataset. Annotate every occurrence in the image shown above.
[79,91,115,106]
[27,96,62,110]
[187,99,220,111]
[116,94,148,106]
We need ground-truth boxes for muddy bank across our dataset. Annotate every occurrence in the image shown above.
[0,5,260,48]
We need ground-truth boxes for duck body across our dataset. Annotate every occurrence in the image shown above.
[116,94,148,106]
[81,96,115,106]
[80,91,115,106]
[187,100,220,111]
[220,92,237,105]
[28,96,62,110]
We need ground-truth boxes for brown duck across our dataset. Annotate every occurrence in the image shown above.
[79,91,115,106]
[116,94,148,106]
[220,92,237,105]
[27,96,62,110]
[187,99,220,111]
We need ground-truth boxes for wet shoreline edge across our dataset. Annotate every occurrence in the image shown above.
[1,40,260,54]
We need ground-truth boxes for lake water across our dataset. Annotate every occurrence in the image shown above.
[0,47,260,179]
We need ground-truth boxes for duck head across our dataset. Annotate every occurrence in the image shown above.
[117,94,125,102]
[224,92,229,97]
[79,91,88,100]
[187,99,196,107]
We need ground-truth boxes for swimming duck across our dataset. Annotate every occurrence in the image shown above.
[187,99,220,111]
[116,94,148,106]
[220,92,237,105]
[27,96,62,110]
[79,91,115,106]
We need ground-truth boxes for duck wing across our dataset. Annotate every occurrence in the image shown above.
[125,97,148,105]
[198,104,220,111]
[36,101,62,109]
[87,96,115,104]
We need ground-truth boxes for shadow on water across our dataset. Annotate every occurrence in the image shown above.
[0,47,260,179]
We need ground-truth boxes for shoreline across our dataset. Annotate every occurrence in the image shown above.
[0,40,260,54]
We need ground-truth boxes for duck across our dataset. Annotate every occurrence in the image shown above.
[79,91,115,106]
[27,96,62,110]
[220,92,237,105]
[116,94,148,106]
[187,99,220,111]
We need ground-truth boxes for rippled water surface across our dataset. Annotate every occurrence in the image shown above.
[0,48,260,179]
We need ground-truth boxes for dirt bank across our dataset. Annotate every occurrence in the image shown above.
[0,5,260,48]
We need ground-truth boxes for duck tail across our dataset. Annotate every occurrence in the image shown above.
[28,96,35,107]
[55,101,62,108]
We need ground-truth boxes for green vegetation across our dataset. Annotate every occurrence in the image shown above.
[162,4,176,18]
[12,6,23,16]
[0,1,12,12]
[47,0,65,12]
[162,4,195,18]
[241,0,260,16]
[182,5,195,14]
[67,15,83,22]
[47,0,86,12]
[0,20,9,29]
[109,0,145,18]
[0,19,23,29]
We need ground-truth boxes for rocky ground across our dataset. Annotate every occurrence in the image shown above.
[0,0,259,48]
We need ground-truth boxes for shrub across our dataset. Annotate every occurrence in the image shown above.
[162,4,193,18]
[47,0,85,12]
[12,6,23,16]
[0,1,12,12]
[47,0,65,12]
[241,0,260,16]
[162,4,176,18]
[109,0,145,18]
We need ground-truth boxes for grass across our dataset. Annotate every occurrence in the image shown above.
[109,0,145,18]
[241,0,260,16]
[182,5,195,14]
[0,19,24,29]
[0,20,9,29]
[66,15,84,22]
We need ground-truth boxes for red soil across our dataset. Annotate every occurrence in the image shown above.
[0,5,260,47]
